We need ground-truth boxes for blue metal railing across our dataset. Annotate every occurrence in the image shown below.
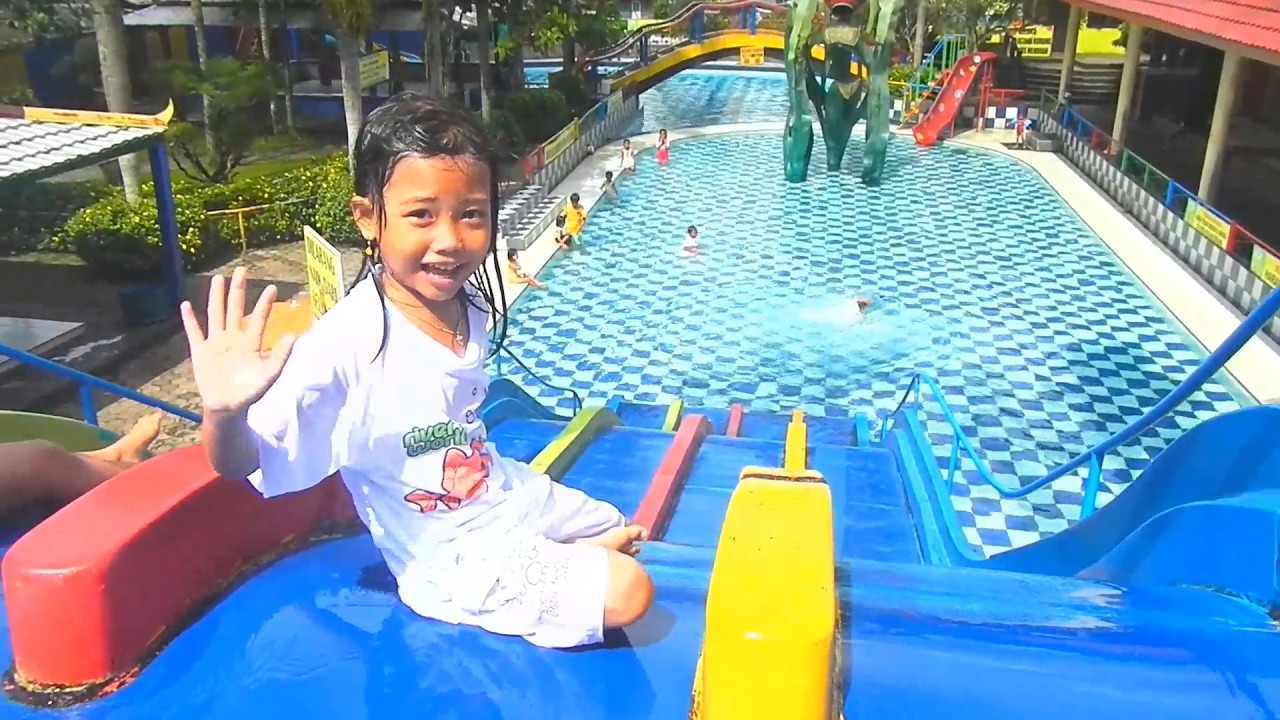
[0,343,201,426]
[884,285,1280,519]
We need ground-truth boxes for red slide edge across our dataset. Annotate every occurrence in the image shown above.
[724,404,745,438]
[632,414,712,540]
[2,445,359,697]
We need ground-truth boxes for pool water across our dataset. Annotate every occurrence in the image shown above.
[524,66,789,131]
[497,125,1246,558]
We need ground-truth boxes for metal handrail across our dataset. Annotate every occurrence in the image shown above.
[0,342,201,426]
[884,284,1280,519]
[906,34,966,105]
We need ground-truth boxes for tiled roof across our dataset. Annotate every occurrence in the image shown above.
[1081,0,1280,60]
[0,118,162,185]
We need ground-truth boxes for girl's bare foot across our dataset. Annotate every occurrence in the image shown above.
[577,524,646,556]
[86,411,164,464]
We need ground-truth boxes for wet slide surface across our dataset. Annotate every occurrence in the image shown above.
[0,424,709,719]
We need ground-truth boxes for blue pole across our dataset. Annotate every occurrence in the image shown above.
[148,143,184,311]
[749,8,757,34]
[79,383,98,426]
[692,11,704,43]
[640,34,649,63]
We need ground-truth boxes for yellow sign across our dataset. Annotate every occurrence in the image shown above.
[739,46,764,66]
[1185,200,1232,250]
[1008,26,1053,58]
[303,225,346,319]
[542,123,579,164]
[1252,246,1280,288]
[359,51,390,90]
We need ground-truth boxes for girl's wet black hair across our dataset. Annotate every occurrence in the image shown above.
[349,91,508,359]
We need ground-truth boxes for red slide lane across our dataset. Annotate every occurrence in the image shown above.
[912,51,996,148]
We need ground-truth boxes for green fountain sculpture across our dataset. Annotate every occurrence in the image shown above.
[783,0,904,185]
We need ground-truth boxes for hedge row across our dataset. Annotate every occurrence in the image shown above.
[18,79,589,283]
[54,153,357,283]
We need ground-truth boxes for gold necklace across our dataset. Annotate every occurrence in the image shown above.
[392,297,466,345]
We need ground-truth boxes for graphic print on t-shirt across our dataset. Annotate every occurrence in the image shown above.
[403,429,493,512]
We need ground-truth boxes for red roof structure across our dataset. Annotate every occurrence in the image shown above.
[1078,0,1280,64]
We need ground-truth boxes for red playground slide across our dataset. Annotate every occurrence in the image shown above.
[912,51,997,148]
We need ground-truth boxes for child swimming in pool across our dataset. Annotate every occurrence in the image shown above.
[656,129,669,166]
[680,225,699,257]
[182,94,652,650]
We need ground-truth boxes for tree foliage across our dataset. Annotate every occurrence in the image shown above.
[5,0,90,40]
[524,0,626,54]
[153,58,277,184]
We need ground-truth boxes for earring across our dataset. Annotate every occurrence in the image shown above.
[364,236,378,260]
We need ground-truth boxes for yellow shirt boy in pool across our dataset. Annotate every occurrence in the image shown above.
[563,193,586,237]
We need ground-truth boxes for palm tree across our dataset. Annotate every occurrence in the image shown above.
[475,0,492,120]
[257,0,280,134]
[423,0,444,97]
[190,0,218,156]
[88,0,142,202]
[321,0,375,166]
[279,0,297,133]
[913,0,928,66]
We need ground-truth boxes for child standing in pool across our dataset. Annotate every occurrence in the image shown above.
[181,94,652,649]
[600,170,619,200]
[656,129,670,166]
[619,139,636,174]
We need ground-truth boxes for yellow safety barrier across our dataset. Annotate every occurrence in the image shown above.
[691,470,837,720]
[609,30,867,92]
[662,398,684,432]
[784,409,808,472]
[205,197,317,253]
[529,407,620,480]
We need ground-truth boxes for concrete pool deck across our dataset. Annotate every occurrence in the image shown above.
[494,121,1280,405]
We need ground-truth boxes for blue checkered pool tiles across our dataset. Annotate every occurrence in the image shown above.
[493,129,1248,558]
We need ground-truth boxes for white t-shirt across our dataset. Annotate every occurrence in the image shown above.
[246,277,551,623]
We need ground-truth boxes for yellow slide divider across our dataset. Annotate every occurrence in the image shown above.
[662,398,684,432]
[608,30,866,92]
[690,466,837,720]
[529,406,621,480]
[784,409,808,472]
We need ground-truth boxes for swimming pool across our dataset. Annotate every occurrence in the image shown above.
[524,66,789,131]
[498,118,1246,557]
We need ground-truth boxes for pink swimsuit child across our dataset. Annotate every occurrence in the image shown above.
[656,129,670,165]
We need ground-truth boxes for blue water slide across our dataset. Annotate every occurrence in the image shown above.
[987,405,1280,601]
[886,281,1280,607]
[479,378,570,428]
[844,560,1280,719]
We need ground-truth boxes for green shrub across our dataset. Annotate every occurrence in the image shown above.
[503,89,569,147]
[547,71,593,117]
[59,185,220,283]
[0,180,113,256]
[307,154,360,245]
[57,152,359,282]
[486,108,526,156]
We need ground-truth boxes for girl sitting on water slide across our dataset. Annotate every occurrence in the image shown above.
[0,411,163,518]
[181,94,653,649]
